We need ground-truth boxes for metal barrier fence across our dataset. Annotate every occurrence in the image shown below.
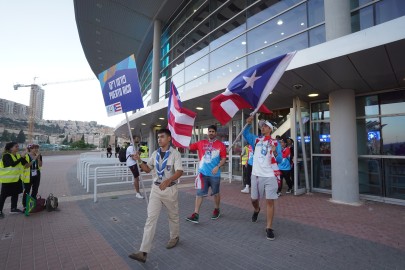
[77,153,199,202]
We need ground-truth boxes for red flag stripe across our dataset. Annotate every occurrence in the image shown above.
[168,112,194,136]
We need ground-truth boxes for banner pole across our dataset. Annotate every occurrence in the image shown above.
[125,112,148,204]
[227,112,256,153]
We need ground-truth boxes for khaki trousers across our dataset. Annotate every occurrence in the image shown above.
[139,183,179,253]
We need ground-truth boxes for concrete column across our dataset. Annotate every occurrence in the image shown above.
[329,89,360,205]
[151,20,161,104]
[324,0,351,41]
[148,127,156,153]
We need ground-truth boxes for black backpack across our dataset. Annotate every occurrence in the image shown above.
[45,193,58,212]
[118,147,129,162]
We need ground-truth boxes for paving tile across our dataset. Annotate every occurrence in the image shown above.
[1,154,404,270]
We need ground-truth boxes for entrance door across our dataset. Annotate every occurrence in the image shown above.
[291,97,311,195]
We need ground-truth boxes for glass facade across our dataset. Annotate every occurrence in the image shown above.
[356,91,405,199]
[131,0,405,203]
[311,101,331,190]
[351,0,405,32]
[139,0,326,100]
[310,90,405,200]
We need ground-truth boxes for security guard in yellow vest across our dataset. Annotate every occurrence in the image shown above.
[241,145,249,166]
[0,142,35,218]
[22,144,42,208]
[140,143,149,159]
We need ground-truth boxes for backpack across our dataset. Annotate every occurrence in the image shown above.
[31,196,46,213]
[45,193,58,212]
[118,147,128,162]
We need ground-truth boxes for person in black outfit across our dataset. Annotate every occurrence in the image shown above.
[115,144,120,158]
[107,145,112,158]
[22,144,42,209]
[0,142,35,218]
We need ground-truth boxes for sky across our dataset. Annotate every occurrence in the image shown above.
[0,0,126,127]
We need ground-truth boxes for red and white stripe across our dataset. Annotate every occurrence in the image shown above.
[168,88,196,148]
[210,89,271,125]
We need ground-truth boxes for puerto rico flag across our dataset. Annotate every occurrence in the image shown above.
[210,52,296,125]
[167,82,197,148]
[194,173,204,189]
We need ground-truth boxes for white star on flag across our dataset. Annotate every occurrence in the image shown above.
[210,51,296,125]
[242,70,261,89]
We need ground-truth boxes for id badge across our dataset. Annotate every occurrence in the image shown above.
[31,169,37,176]
[204,152,211,162]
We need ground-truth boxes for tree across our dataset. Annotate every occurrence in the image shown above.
[46,136,50,144]
[102,135,110,148]
[81,134,85,142]
[1,129,10,141]
[10,133,17,141]
[62,135,68,145]
[69,138,73,144]
[16,130,26,143]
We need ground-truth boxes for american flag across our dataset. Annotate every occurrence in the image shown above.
[167,82,196,148]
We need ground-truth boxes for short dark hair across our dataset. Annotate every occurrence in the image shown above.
[157,128,171,137]
[208,125,217,132]
[5,142,18,152]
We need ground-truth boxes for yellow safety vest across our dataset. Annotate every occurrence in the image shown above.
[140,145,149,158]
[0,153,23,184]
[241,146,249,165]
[21,154,31,184]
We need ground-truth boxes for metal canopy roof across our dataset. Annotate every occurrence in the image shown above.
[74,0,184,75]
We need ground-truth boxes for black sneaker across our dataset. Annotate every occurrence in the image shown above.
[266,228,275,240]
[211,208,220,220]
[186,213,199,224]
[251,208,260,222]
[0,211,4,219]
[10,208,24,214]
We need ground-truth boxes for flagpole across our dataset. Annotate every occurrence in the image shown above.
[125,112,148,204]
[227,111,256,153]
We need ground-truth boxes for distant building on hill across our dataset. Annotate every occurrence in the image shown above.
[0,98,29,119]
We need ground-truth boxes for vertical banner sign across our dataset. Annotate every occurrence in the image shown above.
[98,55,144,116]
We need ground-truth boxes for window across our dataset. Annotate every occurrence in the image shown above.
[247,4,307,54]
[209,57,246,82]
[312,122,331,155]
[185,55,208,84]
[309,24,326,47]
[210,35,246,70]
[308,0,325,27]
[248,32,308,66]
[311,102,330,120]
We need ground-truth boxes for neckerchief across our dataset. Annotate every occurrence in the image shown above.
[156,147,170,181]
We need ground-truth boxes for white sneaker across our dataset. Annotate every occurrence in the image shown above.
[241,187,249,194]
[135,193,144,199]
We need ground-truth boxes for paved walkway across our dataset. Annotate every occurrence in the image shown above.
[0,154,404,270]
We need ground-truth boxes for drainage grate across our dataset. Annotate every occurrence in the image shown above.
[1,232,14,240]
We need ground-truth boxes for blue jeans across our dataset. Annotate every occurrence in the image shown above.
[196,175,220,196]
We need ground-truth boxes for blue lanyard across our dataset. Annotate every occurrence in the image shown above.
[155,148,170,180]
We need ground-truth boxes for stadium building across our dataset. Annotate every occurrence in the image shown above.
[74,0,405,205]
